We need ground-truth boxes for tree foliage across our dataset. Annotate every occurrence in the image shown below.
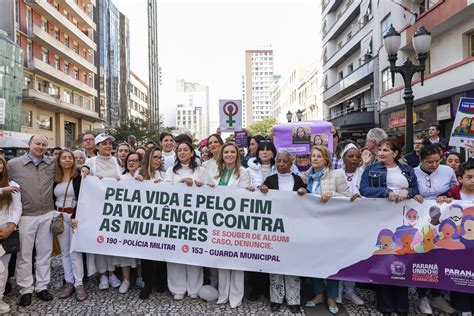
[110,114,167,145]
[246,118,278,138]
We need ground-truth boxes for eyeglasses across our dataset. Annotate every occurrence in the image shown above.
[127,159,140,164]
[152,156,164,161]
[425,175,431,188]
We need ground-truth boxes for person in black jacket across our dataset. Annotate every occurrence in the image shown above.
[260,151,307,314]
[52,149,87,301]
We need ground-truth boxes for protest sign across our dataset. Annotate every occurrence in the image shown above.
[449,97,474,147]
[273,120,333,155]
[234,130,248,148]
[73,177,474,293]
[219,100,242,132]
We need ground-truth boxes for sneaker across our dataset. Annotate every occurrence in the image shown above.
[173,293,184,300]
[119,280,130,294]
[75,285,88,301]
[108,274,121,288]
[418,296,433,314]
[99,275,109,290]
[430,296,456,314]
[57,282,74,299]
[344,291,364,305]
[136,277,145,289]
[0,300,10,314]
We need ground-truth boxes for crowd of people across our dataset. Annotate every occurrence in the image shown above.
[0,123,473,315]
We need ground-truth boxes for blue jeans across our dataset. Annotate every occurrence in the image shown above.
[311,278,339,300]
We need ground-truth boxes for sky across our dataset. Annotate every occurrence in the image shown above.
[113,0,320,128]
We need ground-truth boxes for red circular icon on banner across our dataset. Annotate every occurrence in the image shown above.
[181,245,189,253]
[97,235,104,244]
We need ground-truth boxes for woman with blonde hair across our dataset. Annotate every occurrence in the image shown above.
[53,150,87,301]
[213,142,251,308]
[304,145,350,314]
[0,155,22,313]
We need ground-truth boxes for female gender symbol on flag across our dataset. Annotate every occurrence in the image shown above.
[219,99,242,131]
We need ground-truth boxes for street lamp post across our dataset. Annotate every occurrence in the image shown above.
[286,110,303,123]
[286,110,293,123]
[383,24,431,152]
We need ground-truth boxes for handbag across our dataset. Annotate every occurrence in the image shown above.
[51,180,71,235]
[1,229,20,254]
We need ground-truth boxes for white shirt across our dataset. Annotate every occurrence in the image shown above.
[460,191,474,201]
[165,164,212,184]
[415,165,458,199]
[277,172,294,191]
[386,166,409,194]
[203,158,218,179]
[0,181,22,226]
[54,181,76,209]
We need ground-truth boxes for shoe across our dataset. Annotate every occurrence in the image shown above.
[418,296,433,314]
[288,305,300,314]
[75,285,88,301]
[344,291,364,305]
[329,305,339,314]
[36,290,53,301]
[173,293,184,300]
[57,282,74,299]
[18,293,32,306]
[270,302,281,312]
[189,294,198,299]
[99,275,109,290]
[0,300,9,314]
[136,276,145,289]
[304,298,324,308]
[119,280,130,293]
[230,300,242,308]
[430,296,456,313]
[139,287,152,300]
[109,274,121,288]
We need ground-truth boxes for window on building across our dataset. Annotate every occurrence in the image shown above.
[73,42,79,54]
[37,115,52,130]
[26,7,32,32]
[348,63,354,74]
[64,35,69,47]
[73,68,79,80]
[54,28,59,40]
[41,49,49,63]
[48,83,59,97]
[419,0,439,14]
[380,14,392,40]
[41,18,48,32]
[64,62,69,74]
[338,71,344,80]
[26,41,32,64]
[382,67,391,92]
[73,94,81,106]
[63,90,72,103]
[21,110,32,127]
[53,56,59,69]
[469,33,474,58]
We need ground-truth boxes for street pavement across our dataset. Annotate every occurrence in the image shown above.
[1,257,452,315]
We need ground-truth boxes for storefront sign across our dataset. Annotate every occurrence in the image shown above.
[437,104,451,121]
[389,113,417,128]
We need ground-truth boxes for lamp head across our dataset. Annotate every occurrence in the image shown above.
[296,109,303,121]
[286,110,292,122]
[383,24,401,55]
[413,25,431,54]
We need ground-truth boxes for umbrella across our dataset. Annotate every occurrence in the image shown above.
[0,137,29,148]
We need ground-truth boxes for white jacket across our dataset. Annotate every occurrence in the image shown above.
[0,181,22,226]
[212,166,251,188]
[247,157,276,187]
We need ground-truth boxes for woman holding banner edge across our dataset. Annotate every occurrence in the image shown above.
[359,138,422,316]
[165,141,212,300]
[304,145,350,314]
[212,142,251,308]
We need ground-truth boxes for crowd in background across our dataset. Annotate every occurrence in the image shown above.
[0,123,473,315]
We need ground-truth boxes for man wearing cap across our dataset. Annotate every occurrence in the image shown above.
[7,135,55,306]
[83,133,123,290]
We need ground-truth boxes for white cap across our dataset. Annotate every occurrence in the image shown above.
[95,133,115,145]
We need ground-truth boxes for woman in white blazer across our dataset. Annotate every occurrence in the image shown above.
[213,142,251,308]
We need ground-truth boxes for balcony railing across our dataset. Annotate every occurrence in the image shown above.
[323,0,357,41]
[59,0,96,30]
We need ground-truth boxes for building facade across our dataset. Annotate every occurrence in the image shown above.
[378,0,474,144]
[147,0,159,131]
[175,79,209,140]
[0,30,24,133]
[244,49,274,125]
[94,0,129,128]
[4,0,103,147]
[129,70,149,126]
[321,0,378,144]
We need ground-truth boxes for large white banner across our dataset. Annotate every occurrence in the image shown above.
[219,99,242,132]
[72,177,474,293]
